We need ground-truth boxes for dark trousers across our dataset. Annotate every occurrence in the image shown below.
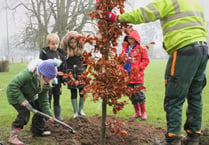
[128,83,146,104]
[12,100,45,135]
[164,41,208,136]
[70,88,84,99]
[48,84,61,107]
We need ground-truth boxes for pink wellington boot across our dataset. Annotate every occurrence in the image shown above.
[133,104,140,118]
[137,102,142,117]
[140,103,147,120]
[8,128,24,145]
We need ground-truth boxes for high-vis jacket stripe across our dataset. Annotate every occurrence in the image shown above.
[172,0,180,13]
[146,4,161,20]
[163,22,203,35]
[161,12,204,25]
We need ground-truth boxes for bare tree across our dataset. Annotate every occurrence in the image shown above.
[9,0,95,49]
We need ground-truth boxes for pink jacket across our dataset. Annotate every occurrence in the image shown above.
[121,30,149,84]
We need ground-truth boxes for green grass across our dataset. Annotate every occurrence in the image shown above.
[1,60,209,144]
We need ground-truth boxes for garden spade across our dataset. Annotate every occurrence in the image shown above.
[25,103,76,134]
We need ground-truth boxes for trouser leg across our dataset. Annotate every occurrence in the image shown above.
[78,88,85,115]
[71,89,78,118]
[52,85,62,120]
[11,104,30,129]
[30,100,45,136]
[164,50,208,137]
[184,66,208,134]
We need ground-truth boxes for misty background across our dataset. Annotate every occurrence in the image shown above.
[0,0,208,62]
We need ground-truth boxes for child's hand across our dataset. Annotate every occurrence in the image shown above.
[21,100,29,107]
[47,117,54,123]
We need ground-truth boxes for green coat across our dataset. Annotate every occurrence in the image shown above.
[7,68,53,116]
[119,0,208,54]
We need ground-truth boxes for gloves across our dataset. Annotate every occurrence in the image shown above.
[106,11,118,22]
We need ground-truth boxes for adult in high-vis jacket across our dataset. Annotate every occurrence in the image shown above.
[106,0,208,144]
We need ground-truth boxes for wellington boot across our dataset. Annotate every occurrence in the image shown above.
[79,110,86,116]
[73,112,78,118]
[8,128,24,145]
[133,104,140,118]
[181,135,199,145]
[137,103,142,117]
[71,99,78,118]
[78,97,86,116]
[140,103,147,120]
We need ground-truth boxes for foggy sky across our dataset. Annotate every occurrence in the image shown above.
[0,0,209,54]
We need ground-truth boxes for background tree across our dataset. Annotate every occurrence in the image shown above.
[9,0,95,49]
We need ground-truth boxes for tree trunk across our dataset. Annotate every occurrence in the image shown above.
[100,98,107,145]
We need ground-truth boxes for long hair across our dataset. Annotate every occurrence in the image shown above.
[61,31,84,59]
[66,36,83,58]
[38,72,53,91]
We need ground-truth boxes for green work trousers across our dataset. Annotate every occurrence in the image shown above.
[164,42,208,136]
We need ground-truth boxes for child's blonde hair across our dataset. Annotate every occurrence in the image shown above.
[47,33,60,44]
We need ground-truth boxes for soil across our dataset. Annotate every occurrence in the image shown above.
[39,115,209,145]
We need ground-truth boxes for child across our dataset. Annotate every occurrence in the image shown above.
[121,29,149,120]
[7,59,61,145]
[39,33,67,120]
[61,31,86,118]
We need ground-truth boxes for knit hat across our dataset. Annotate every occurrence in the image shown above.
[37,59,58,79]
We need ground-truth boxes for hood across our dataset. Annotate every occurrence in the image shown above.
[27,59,43,72]
[124,30,141,44]
[60,31,81,50]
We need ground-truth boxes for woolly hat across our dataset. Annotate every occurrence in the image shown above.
[37,59,58,79]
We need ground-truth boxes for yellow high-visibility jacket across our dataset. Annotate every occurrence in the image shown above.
[119,0,208,54]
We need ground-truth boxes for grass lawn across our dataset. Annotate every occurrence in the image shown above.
[0,59,209,143]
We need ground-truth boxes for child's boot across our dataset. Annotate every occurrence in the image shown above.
[140,103,147,120]
[8,128,24,145]
[71,99,78,118]
[78,97,86,116]
[133,104,140,118]
[137,102,142,117]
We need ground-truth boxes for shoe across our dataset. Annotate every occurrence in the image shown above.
[79,110,86,116]
[155,135,182,145]
[32,131,51,137]
[155,139,181,145]
[42,131,51,136]
[73,112,78,118]
[8,128,24,145]
[181,135,199,145]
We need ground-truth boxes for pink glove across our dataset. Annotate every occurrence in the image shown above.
[106,11,118,22]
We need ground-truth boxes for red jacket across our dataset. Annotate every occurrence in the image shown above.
[121,30,149,84]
